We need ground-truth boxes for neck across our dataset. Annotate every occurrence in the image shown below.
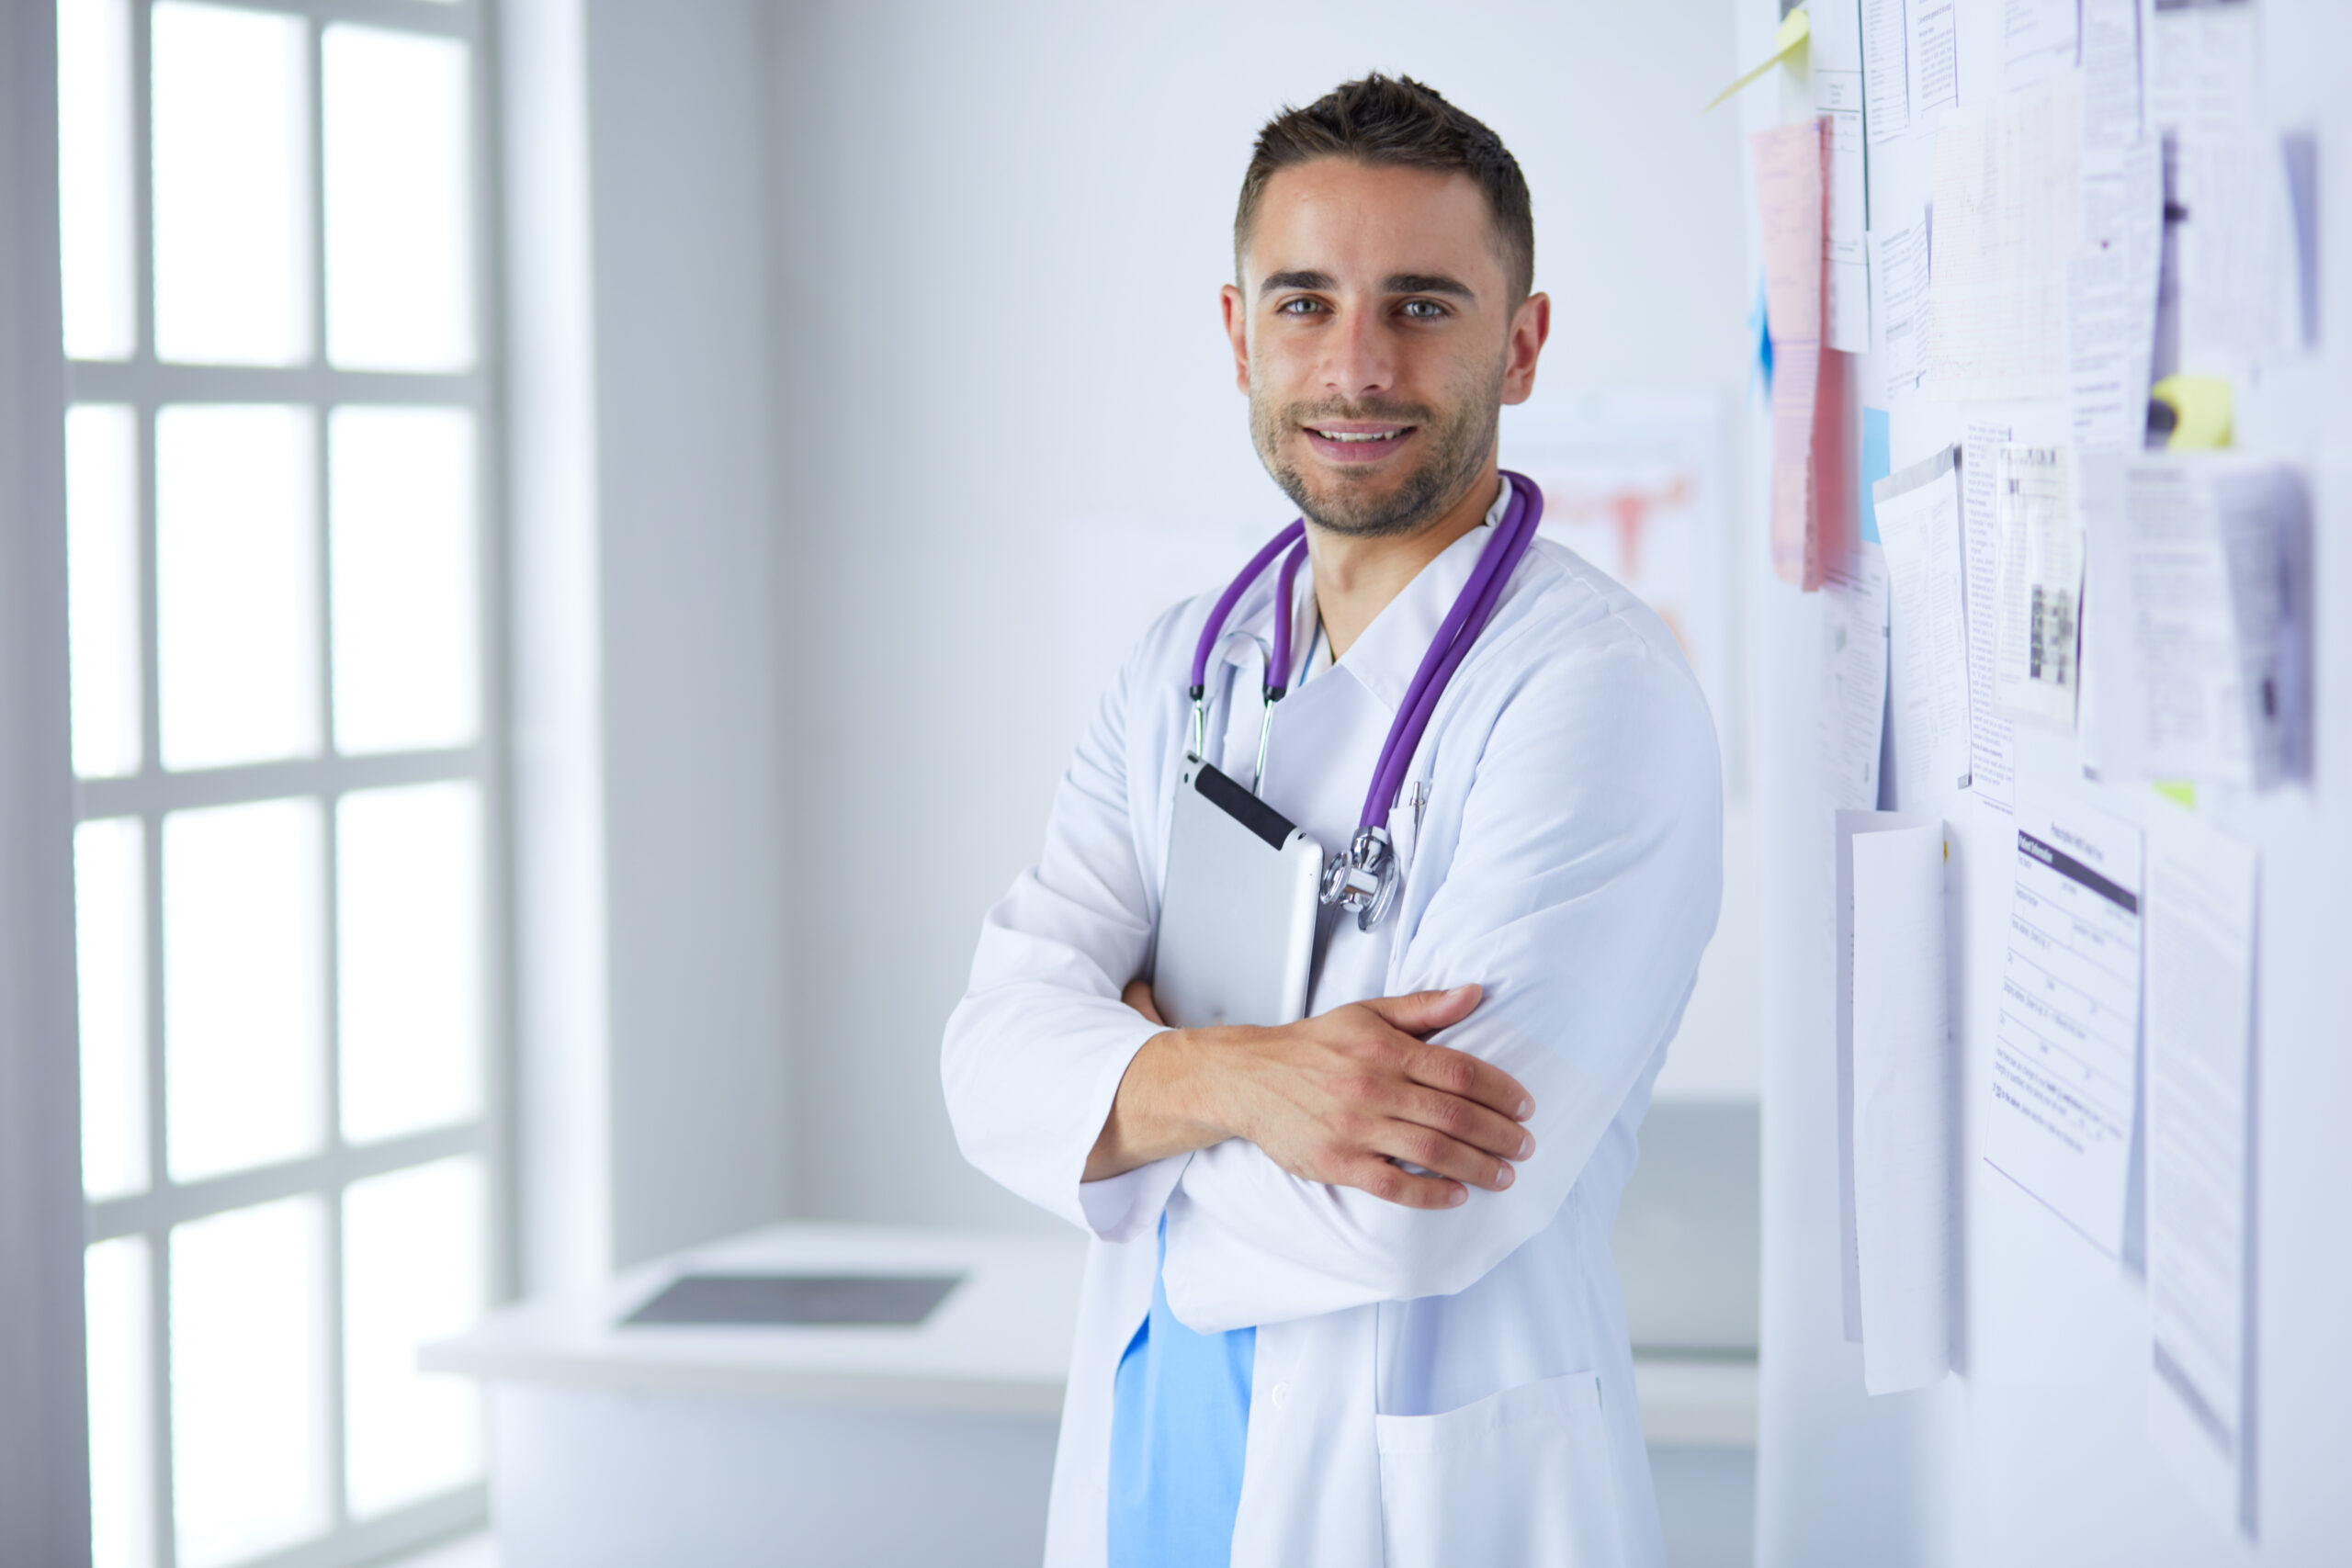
[1307,459,1501,660]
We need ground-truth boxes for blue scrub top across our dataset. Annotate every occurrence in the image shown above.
[1106,1214,1255,1566]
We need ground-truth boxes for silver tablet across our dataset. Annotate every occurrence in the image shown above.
[1153,761,1324,1029]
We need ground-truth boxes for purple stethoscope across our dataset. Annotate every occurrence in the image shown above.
[1186,472,1544,930]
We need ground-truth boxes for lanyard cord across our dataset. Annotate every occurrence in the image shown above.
[1296,615,1326,689]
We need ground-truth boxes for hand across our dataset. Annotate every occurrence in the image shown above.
[1208,986,1535,1210]
[1086,982,1535,1211]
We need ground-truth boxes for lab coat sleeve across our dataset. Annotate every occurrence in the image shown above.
[1160,635,1723,1332]
[940,617,1187,1242]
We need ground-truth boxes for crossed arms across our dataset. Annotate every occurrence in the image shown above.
[1087,977,1536,1211]
[941,619,1721,1329]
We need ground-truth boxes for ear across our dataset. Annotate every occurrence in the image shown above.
[1220,283,1251,394]
[1499,290,1552,406]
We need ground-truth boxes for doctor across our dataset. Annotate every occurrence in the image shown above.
[944,75,1720,1567]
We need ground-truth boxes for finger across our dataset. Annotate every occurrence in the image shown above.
[1333,1155,1468,1211]
[1388,1083,1537,1163]
[1121,978,1165,1026]
[1369,1120,1518,1192]
[1360,983,1482,1037]
[1403,1042,1536,1122]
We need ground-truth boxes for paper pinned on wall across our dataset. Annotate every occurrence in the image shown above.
[1961,424,2018,808]
[1984,788,2143,1258]
[1821,546,1890,814]
[1910,0,1959,122]
[1875,446,1972,807]
[1860,0,1909,144]
[2147,0,2256,144]
[1752,118,1830,590]
[2177,132,2307,384]
[1862,0,1959,143]
[2143,801,2259,1539]
[1848,814,1955,1395]
[1834,807,1942,1346]
[1999,0,2080,93]
[2079,456,2307,789]
[2066,136,2165,456]
[2080,0,2145,152]
[1925,84,2084,402]
[1872,209,1931,403]
[2148,0,2307,381]
[1813,0,1872,352]
[1992,444,2080,732]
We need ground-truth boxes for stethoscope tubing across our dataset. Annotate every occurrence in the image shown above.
[1190,472,1543,831]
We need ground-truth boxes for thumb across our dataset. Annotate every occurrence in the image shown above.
[1363,983,1482,1036]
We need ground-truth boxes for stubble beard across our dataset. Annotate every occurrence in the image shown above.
[1249,356,1506,539]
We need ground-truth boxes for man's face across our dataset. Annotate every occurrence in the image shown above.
[1223,159,1548,538]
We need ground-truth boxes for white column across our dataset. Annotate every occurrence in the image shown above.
[0,0,95,1559]
[502,0,790,1289]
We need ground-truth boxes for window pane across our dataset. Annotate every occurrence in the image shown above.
[329,409,479,752]
[338,782,481,1143]
[57,0,137,360]
[344,1157,485,1517]
[322,28,473,372]
[170,1198,328,1568]
[156,405,319,771]
[151,2,310,366]
[66,404,142,779]
[86,1235,156,1568]
[163,798,323,1182]
[76,818,149,1199]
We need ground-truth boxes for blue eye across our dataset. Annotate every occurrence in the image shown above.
[1279,297,1324,315]
[1401,299,1447,320]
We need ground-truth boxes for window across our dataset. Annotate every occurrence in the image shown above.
[58,2,504,1564]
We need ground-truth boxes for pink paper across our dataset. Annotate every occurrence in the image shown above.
[1750,118,1854,591]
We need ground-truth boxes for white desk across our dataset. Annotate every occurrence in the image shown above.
[423,1224,1083,1568]
[425,1221,1758,1567]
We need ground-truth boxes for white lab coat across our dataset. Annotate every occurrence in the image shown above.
[943,492,1724,1568]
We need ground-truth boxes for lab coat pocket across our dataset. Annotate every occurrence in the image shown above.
[1373,1371,1623,1568]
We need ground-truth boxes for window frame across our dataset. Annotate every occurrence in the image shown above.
[67,1,514,1563]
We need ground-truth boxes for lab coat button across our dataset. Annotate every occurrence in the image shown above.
[1272,1381,1292,1409]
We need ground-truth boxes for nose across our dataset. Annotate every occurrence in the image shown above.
[1318,299,1395,403]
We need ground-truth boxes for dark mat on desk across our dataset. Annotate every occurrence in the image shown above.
[621,1272,964,1327]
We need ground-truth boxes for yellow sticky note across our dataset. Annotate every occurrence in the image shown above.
[2152,374,2233,450]
[1706,8,1812,113]
[2154,781,2198,809]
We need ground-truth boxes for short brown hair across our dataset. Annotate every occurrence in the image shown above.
[1234,74,1535,305]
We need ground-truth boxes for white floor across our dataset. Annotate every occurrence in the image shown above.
[388,1444,1753,1568]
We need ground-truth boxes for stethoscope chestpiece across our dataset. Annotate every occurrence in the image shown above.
[1320,824,1400,931]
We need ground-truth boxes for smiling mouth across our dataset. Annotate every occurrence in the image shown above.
[1305,424,1410,442]
[1301,423,1417,463]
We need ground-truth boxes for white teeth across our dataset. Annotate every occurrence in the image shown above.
[1315,429,1402,443]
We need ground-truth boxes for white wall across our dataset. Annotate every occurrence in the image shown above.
[1743,1,2352,1562]
[763,0,1751,1233]
[580,0,791,1270]
[504,0,792,1284]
